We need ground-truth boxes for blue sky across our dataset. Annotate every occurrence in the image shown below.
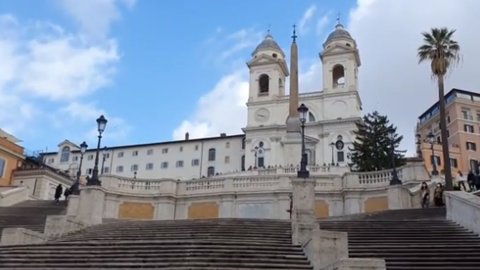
[1,0,479,156]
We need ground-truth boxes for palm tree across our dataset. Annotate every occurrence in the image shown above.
[418,28,460,190]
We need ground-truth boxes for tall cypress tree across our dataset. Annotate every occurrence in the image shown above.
[350,111,405,172]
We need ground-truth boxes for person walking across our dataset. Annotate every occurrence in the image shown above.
[420,182,430,208]
[54,184,63,204]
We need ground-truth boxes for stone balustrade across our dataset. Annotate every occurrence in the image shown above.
[97,164,426,196]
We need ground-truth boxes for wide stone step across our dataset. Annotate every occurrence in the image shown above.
[0,260,313,269]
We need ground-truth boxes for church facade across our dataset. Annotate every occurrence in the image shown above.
[41,23,363,181]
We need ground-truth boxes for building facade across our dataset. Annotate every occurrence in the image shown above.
[417,88,480,176]
[41,23,363,181]
[0,129,24,186]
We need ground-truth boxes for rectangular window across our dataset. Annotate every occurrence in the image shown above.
[450,158,458,168]
[48,158,55,164]
[467,142,477,151]
[180,146,183,152]
[0,158,5,177]
[446,129,450,138]
[176,160,184,168]
[132,150,138,156]
[146,163,154,170]
[87,154,94,160]
[105,153,110,159]
[147,149,154,155]
[191,159,200,166]
[162,148,168,154]
[73,156,78,161]
[116,166,123,173]
[207,166,215,177]
[464,124,474,133]
[430,155,441,166]
[447,115,451,123]
[462,109,472,120]
[161,162,168,169]
[477,112,480,121]
[258,157,265,168]
[118,152,124,158]
[87,168,93,174]
[337,151,345,162]
[208,148,216,161]
[103,167,110,174]
[224,156,230,164]
[195,145,199,151]
[131,164,138,171]
[226,142,230,148]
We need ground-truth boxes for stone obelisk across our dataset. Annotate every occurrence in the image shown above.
[286,25,301,133]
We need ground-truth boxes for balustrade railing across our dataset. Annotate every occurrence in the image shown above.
[99,164,421,195]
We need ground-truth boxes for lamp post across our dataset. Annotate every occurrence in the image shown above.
[427,131,439,176]
[72,141,88,195]
[389,132,401,185]
[101,146,107,175]
[88,115,107,186]
[297,103,309,178]
[329,142,335,165]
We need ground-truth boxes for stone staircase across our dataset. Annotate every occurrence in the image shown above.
[320,207,480,270]
[0,218,312,269]
[0,200,66,233]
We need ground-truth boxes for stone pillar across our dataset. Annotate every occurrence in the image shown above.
[291,177,350,270]
[76,186,105,226]
[291,178,318,245]
[66,194,80,216]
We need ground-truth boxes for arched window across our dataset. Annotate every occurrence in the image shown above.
[259,74,269,94]
[308,112,316,123]
[207,166,215,177]
[208,148,216,161]
[332,65,345,88]
[60,146,70,162]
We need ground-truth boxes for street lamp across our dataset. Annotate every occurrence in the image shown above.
[101,146,107,175]
[329,142,335,165]
[297,103,309,178]
[71,141,88,195]
[389,132,401,185]
[427,131,439,176]
[88,115,107,186]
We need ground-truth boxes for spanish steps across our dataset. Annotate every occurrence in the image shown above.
[0,201,479,269]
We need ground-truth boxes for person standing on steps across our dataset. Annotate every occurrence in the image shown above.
[433,183,444,207]
[467,170,476,192]
[420,182,430,208]
[457,171,468,191]
[54,184,63,204]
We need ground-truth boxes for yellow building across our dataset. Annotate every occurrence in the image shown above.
[0,129,24,186]
[417,89,480,176]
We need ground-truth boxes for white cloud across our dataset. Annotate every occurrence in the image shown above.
[347,0,480,155]
[0,5,129,145]
[58,102,132,144]
[316,12,332,35]
[57,0,136,40]
[298,5,317,34]
[173,71,249,140]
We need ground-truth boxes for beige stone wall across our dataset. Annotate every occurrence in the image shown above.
[314,200,329,218]
[364,196,388,213]
[188,202,219,219]
[118,201,154,220]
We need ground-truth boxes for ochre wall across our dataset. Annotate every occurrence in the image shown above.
[364,196,389,213]
[118,201,154,220]
[0,137,24,186]
[314,200,329,218]
[188,201,219,219]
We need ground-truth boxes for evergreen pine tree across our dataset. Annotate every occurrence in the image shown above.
[350,111,405,172]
